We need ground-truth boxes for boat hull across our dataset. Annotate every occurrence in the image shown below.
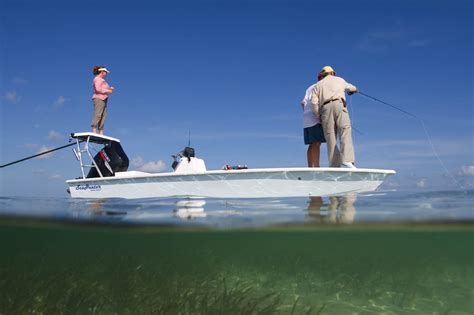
[66,168,395,199]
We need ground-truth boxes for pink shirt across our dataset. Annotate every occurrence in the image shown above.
[92,76,112,100]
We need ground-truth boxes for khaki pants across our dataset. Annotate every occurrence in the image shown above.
[320,99,355,166]
[91,98,108,130]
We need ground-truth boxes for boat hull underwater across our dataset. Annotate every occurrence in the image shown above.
[66,132,395,199]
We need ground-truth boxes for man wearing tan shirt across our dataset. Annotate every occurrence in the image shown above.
[311,66,358,168]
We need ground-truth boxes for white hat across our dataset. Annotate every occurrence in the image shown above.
[98,67,110,73]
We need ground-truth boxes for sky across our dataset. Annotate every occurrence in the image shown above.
[0,0,473,197]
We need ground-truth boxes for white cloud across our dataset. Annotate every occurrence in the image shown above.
[48,130,64,141]
[357,29,402,53]
[460,166,474,176]
[35,145,54,159]
[4,91,20,103]
[356,25,428,53]
[54,96,69,107]
[131,156,167,173]
[49,174,63,179]
[140,161,167,173]
[131,156,145,167]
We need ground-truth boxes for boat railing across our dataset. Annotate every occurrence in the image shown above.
[72,136,103,179]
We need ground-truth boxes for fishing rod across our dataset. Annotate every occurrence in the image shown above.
[358,91,463,189]
[0,141,80,169]
[358,91,421,120]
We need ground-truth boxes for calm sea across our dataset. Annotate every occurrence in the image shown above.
[0,190,473,314]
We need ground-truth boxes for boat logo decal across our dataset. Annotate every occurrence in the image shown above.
[75,184,102,191]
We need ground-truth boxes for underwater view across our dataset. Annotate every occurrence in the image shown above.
[0,190,473,314]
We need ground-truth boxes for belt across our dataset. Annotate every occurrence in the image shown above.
[323,98,342,105]
[322,98,346,107]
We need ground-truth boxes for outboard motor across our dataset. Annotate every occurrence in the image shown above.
[171,147,206,173]
[172,146,195,170]
[87,141,129,178]
[182,147,195,161]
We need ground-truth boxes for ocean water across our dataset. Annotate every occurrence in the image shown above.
[0,190,473,314]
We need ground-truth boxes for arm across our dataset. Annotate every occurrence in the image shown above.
[301,85,313,110]
[94,78,113,94]
[301,94,309,110]
[310,86,320,119]
[344,81,357,94]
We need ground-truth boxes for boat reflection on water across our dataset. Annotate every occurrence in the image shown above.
[71,198,209,223]
[67,194,357,226]
[173,199,207,220]
[306,193,357,224]
[66,198,128,223]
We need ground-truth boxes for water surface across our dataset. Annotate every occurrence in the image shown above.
[0,190,473,314]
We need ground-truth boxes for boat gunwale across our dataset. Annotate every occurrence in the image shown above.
[66,167,396,184]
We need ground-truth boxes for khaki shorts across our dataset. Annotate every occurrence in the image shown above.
[91,98,108,130]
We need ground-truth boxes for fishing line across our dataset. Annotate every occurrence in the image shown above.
[359,91,463,189]
[0,141,81,169]
[348,95,363,136]
[348,94,357,147]
[359,91,421,120]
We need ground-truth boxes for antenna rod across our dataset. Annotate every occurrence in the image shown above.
[188,131,191,147]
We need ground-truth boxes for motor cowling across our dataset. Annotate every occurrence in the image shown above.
[87,141,129,178]
[171,147,206,173]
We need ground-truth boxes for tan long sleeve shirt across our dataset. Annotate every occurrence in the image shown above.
[311,75,357,118]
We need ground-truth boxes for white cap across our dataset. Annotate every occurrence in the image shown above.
[98,67,110,73]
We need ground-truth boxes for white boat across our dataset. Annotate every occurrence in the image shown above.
[66,132,396,199]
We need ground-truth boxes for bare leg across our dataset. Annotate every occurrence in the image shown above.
[99,129,104,135]
[307,145,312,167]
[307,142,321,167]
[92,127,97,134]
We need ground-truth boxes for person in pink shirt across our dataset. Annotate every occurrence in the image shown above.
[91,65,114,135]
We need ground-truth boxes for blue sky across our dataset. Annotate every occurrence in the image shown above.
[1,0,473,197]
